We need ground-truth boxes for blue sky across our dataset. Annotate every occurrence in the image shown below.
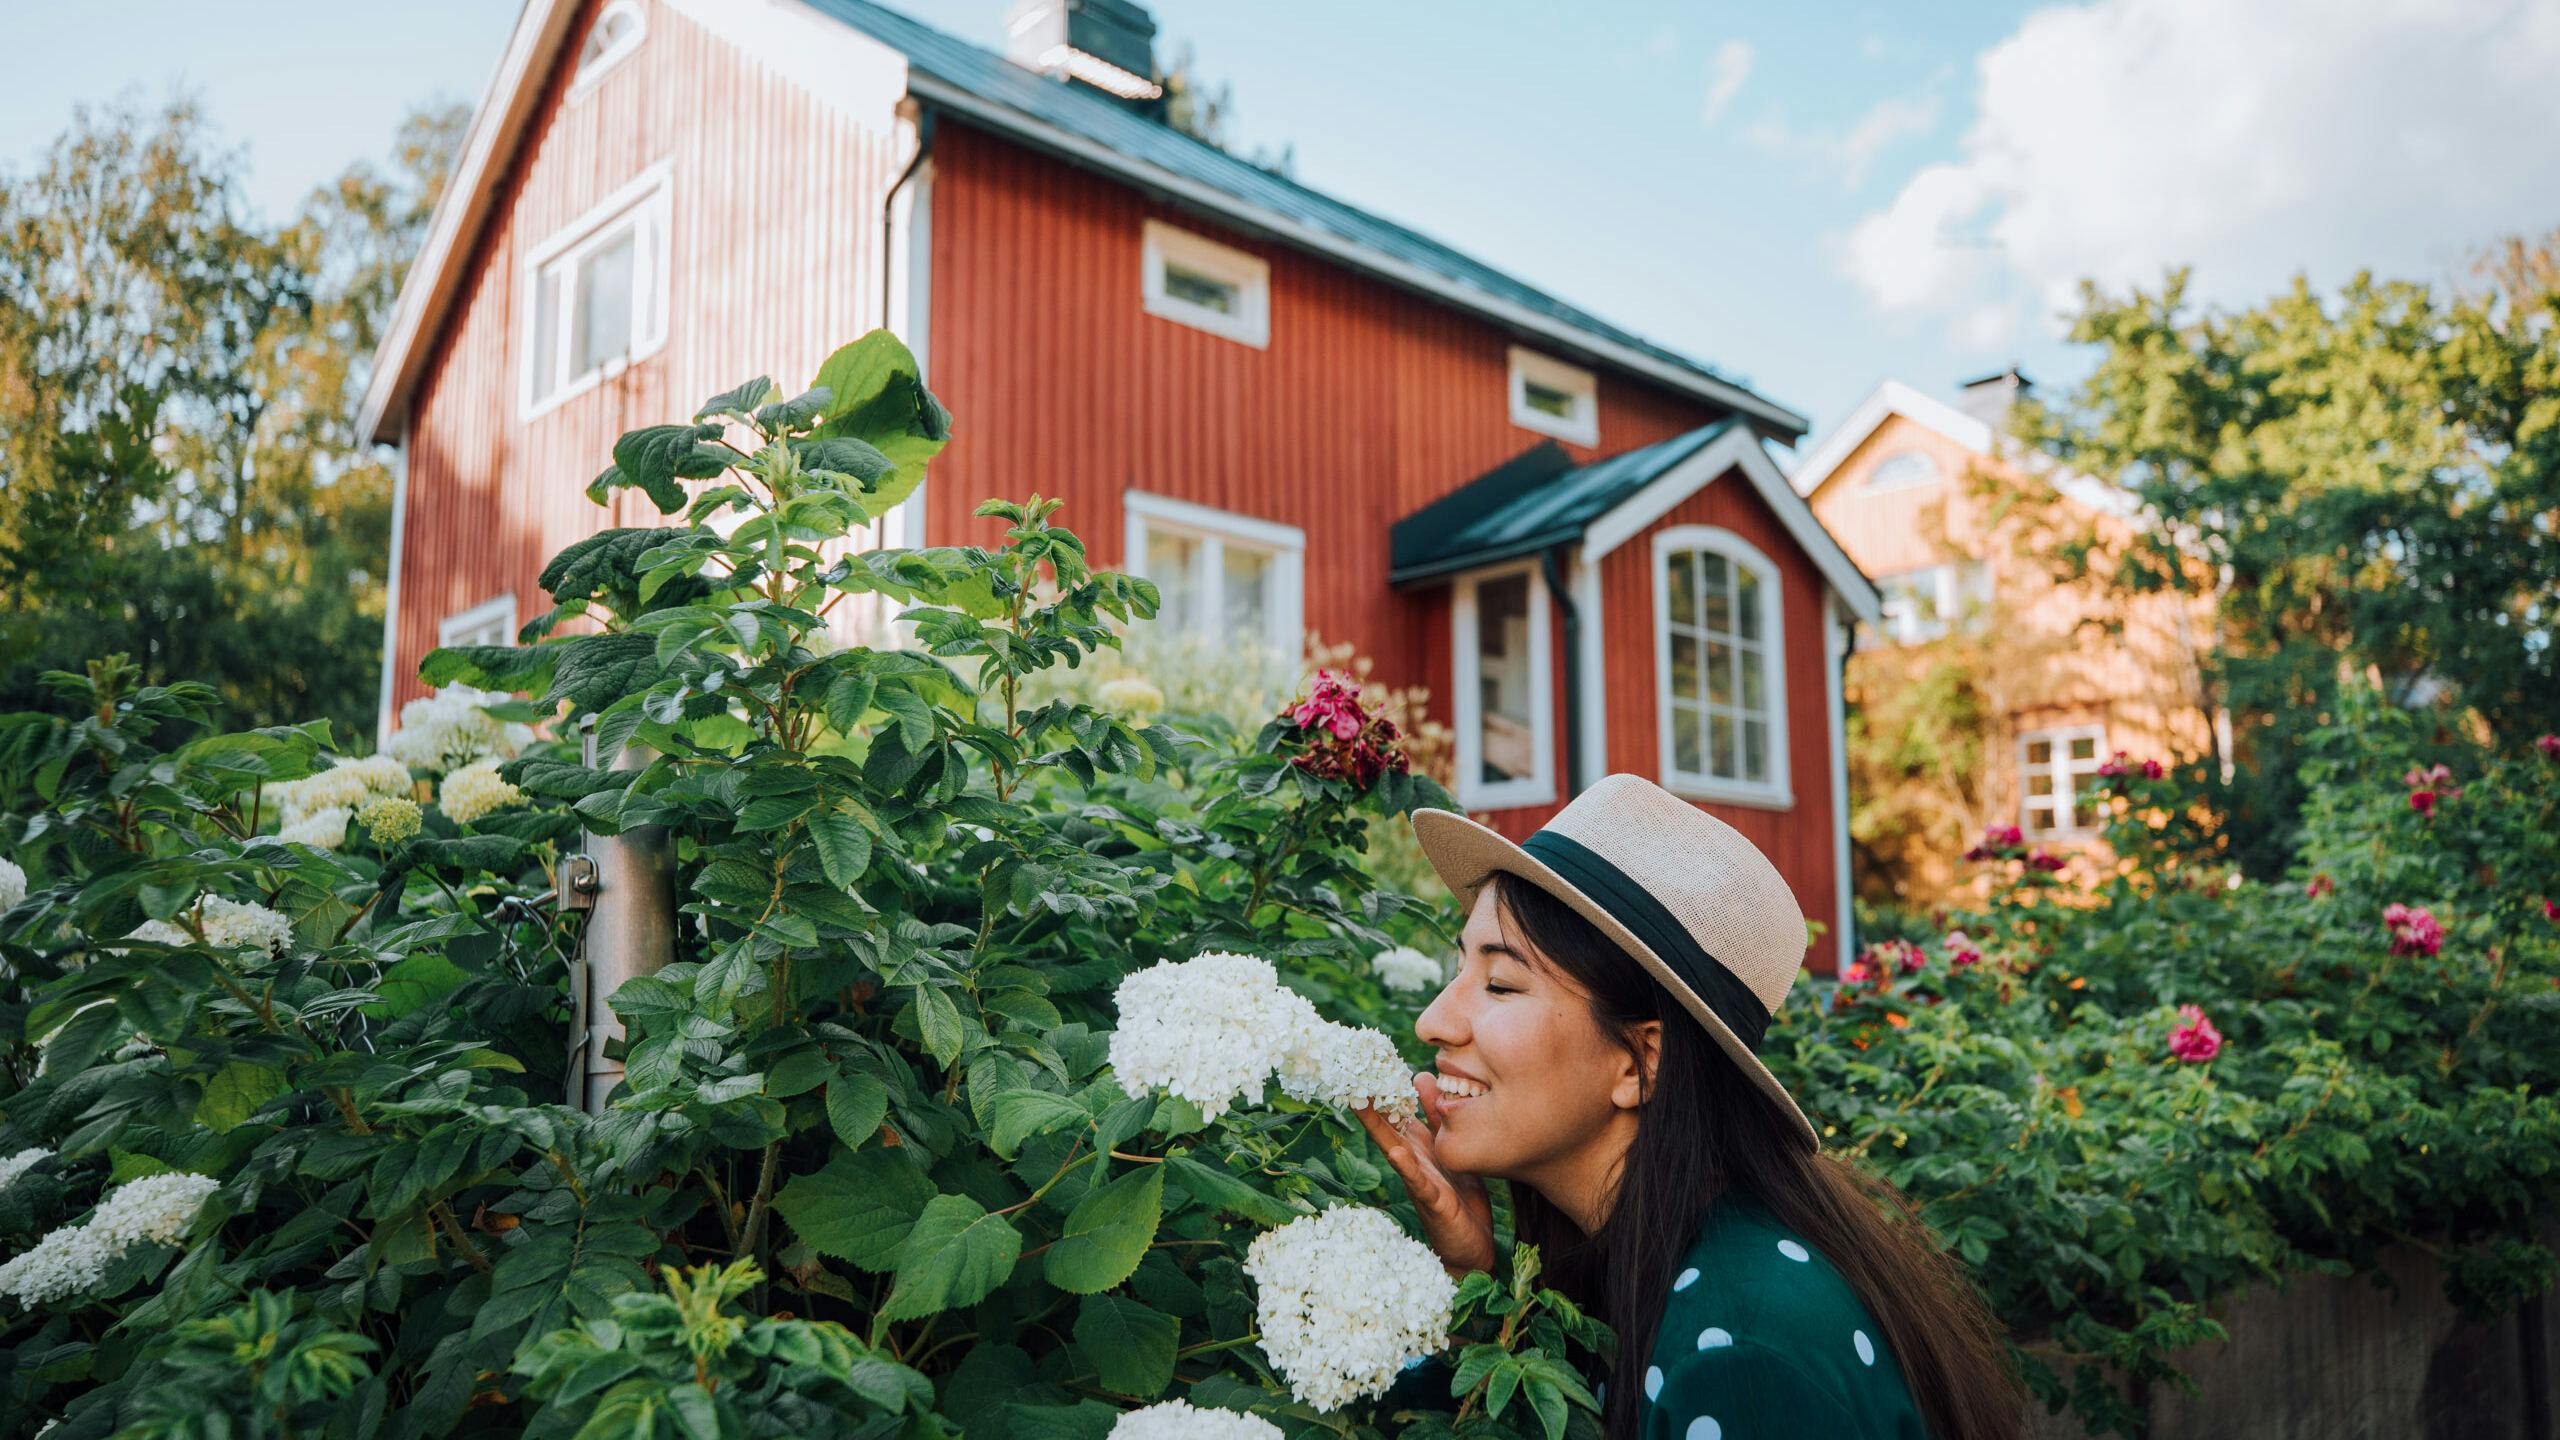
[9,0,2557,444]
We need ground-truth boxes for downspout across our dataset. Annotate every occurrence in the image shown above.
[1543,546,1583,799]
[880,104,935,326]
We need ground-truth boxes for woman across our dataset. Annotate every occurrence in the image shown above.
[1356,775,2021,1439]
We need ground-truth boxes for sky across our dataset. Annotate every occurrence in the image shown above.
[8,0,2558,445]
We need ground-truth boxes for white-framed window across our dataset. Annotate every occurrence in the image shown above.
[1141,220,1269,348]
[521,162,672,418]
[1123,491,1303,657]
[1653,526,1791,808]
[2020,724,2107,836]
[1508,346,1598,447]
[572,1,647,92]
[1862,448,1942,492]
[1872,561,1991,645]
[1453,562,1555,810]
[438,593,518,649]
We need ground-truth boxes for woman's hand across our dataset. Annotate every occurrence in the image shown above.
[1355,1072,1496,1278]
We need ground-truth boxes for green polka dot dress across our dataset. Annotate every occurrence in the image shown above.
[1631,1192,1929,1439]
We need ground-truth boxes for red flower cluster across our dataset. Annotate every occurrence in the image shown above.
[2306,873,2335,899]
[2026,849,2067,873]
[2546,899,2559,924]
[1281,671,1409,788]
[2538,734,2560,759]
[2383,902,2444,958]
[1963,824,2025,862]
[2167,1004,2222,1063]
[2402,763,2462,817]
[2097,751,2167,781]
[1943,930,1982,968]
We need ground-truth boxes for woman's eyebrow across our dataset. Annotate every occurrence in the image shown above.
[1475,942,1531,965]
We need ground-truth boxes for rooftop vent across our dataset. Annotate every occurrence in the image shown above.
[1957,366,2032,428]
[1004,0,1163,102]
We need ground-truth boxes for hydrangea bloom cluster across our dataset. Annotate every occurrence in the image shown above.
[1109,952,1419,1123]
[2384,903,2444,958]
[358,795,423,845]
[2167,1004,2223,1062]
[278,807,350,850]
[1962,824,2025,862]
[1368,945,1443,994]
[0,857,25,913]
[438,759,524,824]
[1107,1401,1282,1440]
[0,1149,49,1191]
[268,755,413,847]
[1281,672,1409,789]
[1244,1207,1454,1411]
[0,1172,220,1306]
[384,686,535,775]
[1096,675,1165,719]
[124,896,296,959]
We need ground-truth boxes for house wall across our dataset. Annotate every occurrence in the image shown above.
[387,0,911,715]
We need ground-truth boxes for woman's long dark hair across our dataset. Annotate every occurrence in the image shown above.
[1485,873,2022,1440]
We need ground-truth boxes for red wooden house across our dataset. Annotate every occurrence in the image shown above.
[358,0,1881,968]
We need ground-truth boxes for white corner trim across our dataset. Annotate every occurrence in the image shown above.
[1582,423,1884,623]
[1824,590,1854,961]
[1141,219,1270,349]
[374,416,413,750]
[1122,490,1306,552]
[1508,345,1599,447]
[1571,546,1607,783]
[1651,524,1792,811]
[1452,560,1558,812]
[885,134,935,552]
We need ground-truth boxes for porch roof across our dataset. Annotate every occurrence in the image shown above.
[1388,422,1742,586]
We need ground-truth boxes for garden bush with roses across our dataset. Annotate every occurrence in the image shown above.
[0,330,2552,1440]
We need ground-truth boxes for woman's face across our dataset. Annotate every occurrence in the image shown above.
[1413,885,1652,1182]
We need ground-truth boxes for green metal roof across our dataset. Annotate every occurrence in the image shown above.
[809,0,1805,438]
[1389,420,1745,585]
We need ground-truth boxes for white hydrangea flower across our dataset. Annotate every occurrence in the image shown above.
[385,686,534,775]
[196,896,295,958]
[1368,945,1444,994]
[1096,675,1165,719]
[438,759,523,824]
[1245,1207,1454,1411]
[0,1223,114,1306]
[278,805,351,850]
[270,755,412,828]
[1108,952,1317,1121]
[86,1173,221,1249]
[122,919,191,949]
[0,1149,49,1191]
[1276,1021,1421,1124]
[356,795,423,845]
[1108,1400,1283,1439]
[0,857,26,913]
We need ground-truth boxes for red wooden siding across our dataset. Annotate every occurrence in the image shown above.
[389,0,906,714]
[923,121,1722,695]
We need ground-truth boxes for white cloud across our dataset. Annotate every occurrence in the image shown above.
[1752,94,1941,189]
[1701,40,1754,125]
[1843,0,2560,334]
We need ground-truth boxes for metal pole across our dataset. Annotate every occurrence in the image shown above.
[568,716,675,1113]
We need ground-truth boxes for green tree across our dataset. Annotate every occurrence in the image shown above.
[2016,262,2560,873]
[0,97,464,747]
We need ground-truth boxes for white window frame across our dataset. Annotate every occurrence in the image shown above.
[1508,346,1599,447]
[1862,447,1943,493]
[1652,525,1792,809]
[1122,491,1303,658]
[571,0,647,94]
[438,593,518,649]
[520,160,673,420]
[2019,723,2108,838]
[1140,219,1270,349]
[1452,560,1556,811]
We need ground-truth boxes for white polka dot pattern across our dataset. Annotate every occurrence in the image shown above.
[1775,1238,1810,1262]
[1697,1326,1733,1349]
[1687,1418,1723,1440]
[1646,1365,1664,1400]
[1854,1329,1876,1366]
[1673,1266,1699,1291]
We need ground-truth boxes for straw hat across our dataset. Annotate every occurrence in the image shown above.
[1411,773,1820,1148]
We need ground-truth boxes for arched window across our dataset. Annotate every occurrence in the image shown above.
[1862,447,1941,493]
[573,1,646,91]
[1653,526,1790,807]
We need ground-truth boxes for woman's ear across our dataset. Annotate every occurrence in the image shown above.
[1612,1020,1664,1110]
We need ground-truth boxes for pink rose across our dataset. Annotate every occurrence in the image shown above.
[2409,790,2437,817]
[2537,734,2559,759]
[2167,1004,2222,1063]
[2140,759,2165,781]
[2384,903,2444,958]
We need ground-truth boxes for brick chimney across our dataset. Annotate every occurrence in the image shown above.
[1004,0,1163,103]
[1957,366,2032,429]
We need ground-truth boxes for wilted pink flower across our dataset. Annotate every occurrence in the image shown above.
[1281,672,1409,789]
[1943,931,1982,967]
[2167,1004,2222,1063]
[2383,902,2444,958]
[2027,849,2067,873]
[2306,873,2334,899]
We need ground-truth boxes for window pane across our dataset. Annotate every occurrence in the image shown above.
[1735,567,1760,638]
[1477,574,1534,785]
[1739,644,1763,711]
[1706,642,1733,706]
[2068,735,2097,762]
[2073,801,2099,830]
[2027,803,2056,832]
[1222,544,1271,640]
[2027,772,2053,797]
[571,227,637,377]
[1163,263,1237,314]
[1669,633,1699,704]
[1710,713,1735,779]
[1673,704,1702,774]
[2026,739,2053,765]
[1742,718,1766,781]
[1523,380,1576,418]
[1667,551,1697,627]
[533,269,562,399]
[1146,530,1200,632]
[1702,555,1731,633]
